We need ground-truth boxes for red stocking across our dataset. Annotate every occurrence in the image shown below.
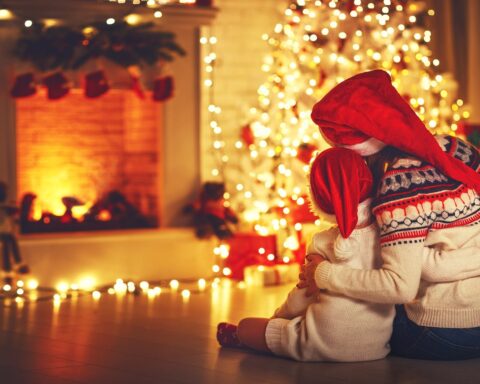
[153,76,174,102]
[196,0,214,6]
[10,73,37,98]
[43,72,70,100]
[85,70,110,98]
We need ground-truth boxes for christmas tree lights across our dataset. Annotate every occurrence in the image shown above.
[226,0,468,260]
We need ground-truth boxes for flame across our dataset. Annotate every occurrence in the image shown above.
[97,210,112,222]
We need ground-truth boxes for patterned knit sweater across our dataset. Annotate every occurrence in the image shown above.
[315,135,480,328]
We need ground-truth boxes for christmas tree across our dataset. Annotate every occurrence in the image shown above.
[222,0,469,263]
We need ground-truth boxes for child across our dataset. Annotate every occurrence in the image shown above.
[217,148,480,362]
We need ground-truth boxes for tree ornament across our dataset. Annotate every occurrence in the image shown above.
[84,70,109,98]
[10,72,37,98]
[296,143,317,164]
[43,72,70,100]
[153,76,174,102]
[241,124,255,146]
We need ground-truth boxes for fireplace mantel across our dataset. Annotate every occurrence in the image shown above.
[0,1,218,228]
[1,0,218,27]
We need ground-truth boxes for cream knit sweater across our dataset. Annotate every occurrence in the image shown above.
[266,201,480,361]
[266,223,395,362]
[315,136,480,328]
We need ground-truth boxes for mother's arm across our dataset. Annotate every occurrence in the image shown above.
[311,243,424,304]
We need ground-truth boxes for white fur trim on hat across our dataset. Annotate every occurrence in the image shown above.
[342,137,386,156]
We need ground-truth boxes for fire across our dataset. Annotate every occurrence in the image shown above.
[97,210,112,222]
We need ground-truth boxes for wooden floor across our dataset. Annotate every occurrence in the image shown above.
[1,283,480,384]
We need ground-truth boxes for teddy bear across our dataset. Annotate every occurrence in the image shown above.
[185,182,238,240]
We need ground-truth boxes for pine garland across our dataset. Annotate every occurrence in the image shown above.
[13,21,186,72]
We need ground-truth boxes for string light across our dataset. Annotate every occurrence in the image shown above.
[223,0,469,272]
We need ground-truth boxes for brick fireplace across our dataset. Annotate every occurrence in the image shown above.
[17,90,161,233]
[0,1,218,286]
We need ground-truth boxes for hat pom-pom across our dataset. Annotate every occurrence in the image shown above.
[333,234,359,261]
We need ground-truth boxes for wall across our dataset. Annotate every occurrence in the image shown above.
[202,0,281,177]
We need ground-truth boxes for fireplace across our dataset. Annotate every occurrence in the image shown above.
[0,2,218,286]
[16,89,161,233]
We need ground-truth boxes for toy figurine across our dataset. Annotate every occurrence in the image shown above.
[0,181,30,285]
[185,182,238,240]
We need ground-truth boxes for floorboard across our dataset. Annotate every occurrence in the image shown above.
[1,283,479,384]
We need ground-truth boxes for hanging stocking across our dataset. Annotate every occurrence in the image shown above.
[153,76,174,102]
[10,73,37,98]
[43,72,70,100]
[85,70,110,98]
[196,0,214,6]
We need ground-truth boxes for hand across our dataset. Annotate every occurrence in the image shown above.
[297,254,326,297]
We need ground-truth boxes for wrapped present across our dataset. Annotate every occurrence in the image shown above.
[458,123,480,148]
[224,232,277,279]
[244,264,300,286]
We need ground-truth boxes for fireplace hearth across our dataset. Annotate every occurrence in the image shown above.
[20,190,155,234]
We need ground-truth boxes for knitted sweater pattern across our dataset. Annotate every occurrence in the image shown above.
[372,135,480,246]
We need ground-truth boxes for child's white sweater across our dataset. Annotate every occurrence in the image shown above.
[265,221,480,362]
[265,223,395,362]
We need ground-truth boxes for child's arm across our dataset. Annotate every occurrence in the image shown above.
[272,231,335,319]
[272,286,315,320]
[422,246,480,283]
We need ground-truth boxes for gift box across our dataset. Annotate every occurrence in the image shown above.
[458,122,480,148]
[244,264,300,286]
[224,232,277,280]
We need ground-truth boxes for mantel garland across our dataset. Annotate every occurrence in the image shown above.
[10,21,186,101]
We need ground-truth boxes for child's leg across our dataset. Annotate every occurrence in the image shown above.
[237,317,271,353]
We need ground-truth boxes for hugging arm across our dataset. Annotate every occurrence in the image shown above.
[422,246,480,283]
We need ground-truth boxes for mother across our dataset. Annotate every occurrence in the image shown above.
[302,70,480,360]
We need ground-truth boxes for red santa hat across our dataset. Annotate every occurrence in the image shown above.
[309,147,373,239]
[311,70,480,192]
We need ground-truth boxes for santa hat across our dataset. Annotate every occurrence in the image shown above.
[311,70,480,192]
[308,147,373,239]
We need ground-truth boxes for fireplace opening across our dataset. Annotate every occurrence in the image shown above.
[16,89,162,234]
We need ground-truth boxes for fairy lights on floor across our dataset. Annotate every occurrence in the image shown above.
[0,275,245,307]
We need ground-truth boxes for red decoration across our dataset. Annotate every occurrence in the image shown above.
[10,73,37,98]
[185,182,238,240]
[290,195,317,224]
[318,69,327,88]
[241,124,255,146]
[224,233,277,280]
[457,122,479,137]
[43,72,69,100]
[84,70,110,98]
[458,122,480,148]
[196,0,213,6]
[153,76,174,102]
[131,76,146,99]
[296,143,317,164]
